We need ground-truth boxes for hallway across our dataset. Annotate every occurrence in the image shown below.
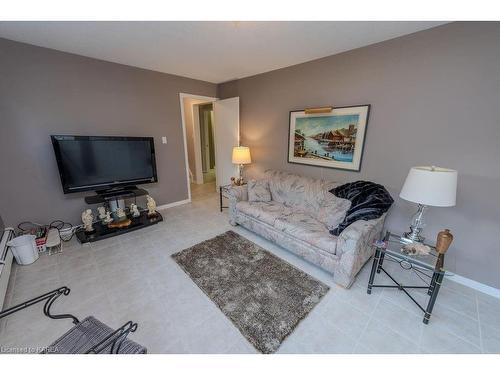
[191,181,217,201]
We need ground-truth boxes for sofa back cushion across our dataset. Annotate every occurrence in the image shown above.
[247,179,272,202]
[265,170,350,230]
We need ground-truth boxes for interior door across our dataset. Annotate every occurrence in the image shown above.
[213,97,240,189]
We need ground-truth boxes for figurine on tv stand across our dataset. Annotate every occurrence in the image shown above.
[115,207,127,222]
[81,209,94,233]
[103,210,113,224]
[97,206,107,221]
[146,195,157,217]
[130,203,140,218]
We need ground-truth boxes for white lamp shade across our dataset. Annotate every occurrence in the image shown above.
[400,166,457,207]
[232,146,252,165]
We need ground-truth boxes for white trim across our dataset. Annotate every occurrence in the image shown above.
[192,103,204,184]
[156,199,191,210]
[179,93,218,199]
[445,273,500,299]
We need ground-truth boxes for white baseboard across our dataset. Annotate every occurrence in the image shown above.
[445,273,500,299]
[156,199,191,210]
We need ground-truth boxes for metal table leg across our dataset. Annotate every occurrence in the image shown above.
[367,247,381,295]
[423,271,444,324]
[376,232,390,273]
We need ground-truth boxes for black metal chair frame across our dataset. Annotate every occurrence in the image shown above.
[0,286,139,354]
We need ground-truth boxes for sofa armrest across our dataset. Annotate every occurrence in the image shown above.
[333,214,386,288]
[226,185,248,202]
[226,185,248,225]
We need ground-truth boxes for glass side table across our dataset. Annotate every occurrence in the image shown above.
[219,183,247,212]
[219,184,231,212]
[367,230,452,324]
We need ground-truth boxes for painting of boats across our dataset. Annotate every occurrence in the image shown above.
[288,105,370,171]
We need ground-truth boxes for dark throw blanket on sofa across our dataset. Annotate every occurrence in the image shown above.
[329,181,394,236]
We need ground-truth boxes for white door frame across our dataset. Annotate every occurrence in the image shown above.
[179,93,218,202]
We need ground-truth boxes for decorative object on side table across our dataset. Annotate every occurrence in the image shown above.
[288,105,370,171]
[129,203,140,218]
[399,166,457,243]
[81,209,95,233]
[232,146,251,184]
[401,242,431,256]
[367,230,453,324]
[146,195,157,217]
[230,176,244,186]
[435,228,453,272]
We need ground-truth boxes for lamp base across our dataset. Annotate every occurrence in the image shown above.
[401,227,425,244]
[400,204,427,244]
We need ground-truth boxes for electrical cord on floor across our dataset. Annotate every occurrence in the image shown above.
[49,220,77,242]
[16,220,77,242]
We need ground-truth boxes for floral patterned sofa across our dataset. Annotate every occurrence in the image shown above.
[227,170,385,288]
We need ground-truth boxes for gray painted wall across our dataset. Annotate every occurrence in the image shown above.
[0,37,216,227]
[218,22,500,288]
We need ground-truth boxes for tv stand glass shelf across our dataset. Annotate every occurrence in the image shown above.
[84,186,148,205]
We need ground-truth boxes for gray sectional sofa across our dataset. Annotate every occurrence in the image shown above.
[227,170,385,288]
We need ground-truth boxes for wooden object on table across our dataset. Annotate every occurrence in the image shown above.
[435,229,453,270]
[436,229,453,254]
[108,219,131,229]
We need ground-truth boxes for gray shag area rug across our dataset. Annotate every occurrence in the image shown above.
[172,230,329,354]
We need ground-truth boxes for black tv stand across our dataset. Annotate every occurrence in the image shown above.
[75,210,163,244]
[79,186,163,244]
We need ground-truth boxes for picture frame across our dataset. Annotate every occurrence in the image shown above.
[287,104,370,171]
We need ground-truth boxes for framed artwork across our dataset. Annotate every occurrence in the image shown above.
[288,104,370,171]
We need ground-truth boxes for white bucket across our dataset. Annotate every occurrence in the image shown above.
[7,234,40,265]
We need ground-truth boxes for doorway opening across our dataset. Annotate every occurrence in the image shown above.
[180,94,217,201]
[180,93,240,202]
[198,103,216,184]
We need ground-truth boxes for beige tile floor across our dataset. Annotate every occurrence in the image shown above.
[1,182,499,354]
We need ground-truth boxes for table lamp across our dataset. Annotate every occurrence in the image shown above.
[232,146,252,182]
[399,166,457,243]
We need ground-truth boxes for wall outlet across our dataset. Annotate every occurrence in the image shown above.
[162,136,167,144]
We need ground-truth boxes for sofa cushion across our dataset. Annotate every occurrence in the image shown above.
[274,212,337,255]
[247,179,272,202]
[265,170,350,229]
[317,194,352,231]
[236,201,292,226]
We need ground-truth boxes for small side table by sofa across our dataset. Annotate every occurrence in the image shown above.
[219,183,247,212]
[367,231,450,324]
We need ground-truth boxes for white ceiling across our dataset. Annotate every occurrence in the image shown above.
[0,21,446,83]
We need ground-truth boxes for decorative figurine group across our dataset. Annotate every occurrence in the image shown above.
[81,195,157,233]
[230,176,244,186]
[400,229,454,257]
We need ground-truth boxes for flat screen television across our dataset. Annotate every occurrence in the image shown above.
[51,135,158,194]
